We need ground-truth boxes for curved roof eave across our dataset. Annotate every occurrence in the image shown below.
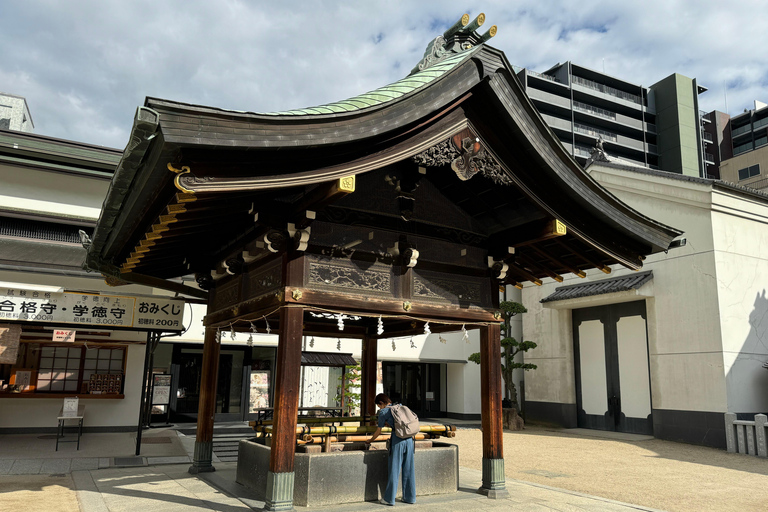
[144,46,481,123]
[87,44,681,273]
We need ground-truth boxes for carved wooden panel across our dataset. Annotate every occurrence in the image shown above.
[210,277,241,312]
[305,255,394,298]
[243,259,282,302]
[412,269,491,308]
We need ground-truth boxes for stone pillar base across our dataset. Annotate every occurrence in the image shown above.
[265,470,295,511]
[188,441,215,474]
[478,457,509,499]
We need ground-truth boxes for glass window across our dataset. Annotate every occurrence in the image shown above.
[738,165,761,180]
[34,345,126,395]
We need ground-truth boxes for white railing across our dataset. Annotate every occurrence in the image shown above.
[574,123,618,142]
[528,70,560,83]
[725,413,767,457]
[573,100,616,120]
[571,75,642,105]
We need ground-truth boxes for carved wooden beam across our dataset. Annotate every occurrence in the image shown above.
[488,218,567,254]
[504,262,543,286]
[524,244,587,278]
[514,254,563,283]
[554,238,611,274]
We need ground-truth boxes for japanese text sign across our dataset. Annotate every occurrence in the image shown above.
[0,288,185,331]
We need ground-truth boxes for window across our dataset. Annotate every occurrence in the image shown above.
[36,345,125,394]
[737,164,760,180]
[37,346,82,392]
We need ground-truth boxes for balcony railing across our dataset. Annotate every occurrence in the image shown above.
[734,142,753,155]
[700,110,711,122]
[573,100,616,120]
[574,122,618,142]
[574,145,593,158]
[647,143,658,154]
[732,124,752,137]
[571,75,642,105]
[702,131,713,142]
[646,123,657,134]
[705,152,715,163]
[528,70,560,83]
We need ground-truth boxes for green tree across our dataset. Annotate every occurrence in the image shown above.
[468,300,537,410]
[335,364,362,416]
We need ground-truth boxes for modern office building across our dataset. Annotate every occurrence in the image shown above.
[516,62,708,177]
[0,92,34,132]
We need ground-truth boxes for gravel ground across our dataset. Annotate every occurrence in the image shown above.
[0,474,80,512]
[444,425,768,512]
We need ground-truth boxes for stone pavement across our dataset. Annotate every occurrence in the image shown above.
[0,427,192,476]
[0,423,666,511]
[68,462,665,512]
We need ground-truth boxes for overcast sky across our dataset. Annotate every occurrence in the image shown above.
[2,0,767,149]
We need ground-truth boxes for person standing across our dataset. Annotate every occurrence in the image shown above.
[366,393,416,505]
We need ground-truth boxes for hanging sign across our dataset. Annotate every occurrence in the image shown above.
[52,329,76,342]
[0,287,185,331]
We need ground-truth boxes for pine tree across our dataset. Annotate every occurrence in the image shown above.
[467,300,537,409]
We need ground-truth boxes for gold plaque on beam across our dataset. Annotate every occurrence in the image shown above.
[140,239,156,247]
[338,175,356,193]
[152,224,170,234]
[134,246,150,254]
[146,232,162,240]
[551,219,567,236]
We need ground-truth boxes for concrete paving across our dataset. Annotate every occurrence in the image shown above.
[0,427,188,475]
[2,423,766,511]
[64,462,664,512]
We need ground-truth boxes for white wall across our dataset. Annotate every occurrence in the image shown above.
[711,190,768,413]
[445,329,481,415]
[524,165,733,414]
[0,163,109,222]
[0,343,144,429]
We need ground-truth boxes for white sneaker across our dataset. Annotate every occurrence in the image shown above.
[380,498,394,506]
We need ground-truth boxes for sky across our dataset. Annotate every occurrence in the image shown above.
[2,0,767,149]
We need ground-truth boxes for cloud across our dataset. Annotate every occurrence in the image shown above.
[1,0,767,148]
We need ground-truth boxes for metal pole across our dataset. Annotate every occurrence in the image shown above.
[135,331,154,456]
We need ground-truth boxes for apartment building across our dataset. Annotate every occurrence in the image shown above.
[0,92,34,133]
[516,62,708,177]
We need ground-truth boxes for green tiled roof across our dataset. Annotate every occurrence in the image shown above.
[260,47,479,116]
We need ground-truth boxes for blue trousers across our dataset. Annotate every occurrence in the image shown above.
[384,437,416,504]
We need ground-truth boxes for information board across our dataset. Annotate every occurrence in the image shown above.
[152,374,172,405]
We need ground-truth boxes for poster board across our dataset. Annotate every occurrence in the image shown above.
[62,397,79,417]
[249,370,270,412]
[152,374,172,405]
[10,368,35,392]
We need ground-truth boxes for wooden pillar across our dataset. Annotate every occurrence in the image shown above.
[265,305,303,511]
[189,326,220,474]
[360,335,378,424]
[479,323,509,498]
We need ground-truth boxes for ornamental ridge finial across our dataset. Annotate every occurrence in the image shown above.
[410,12,498,76]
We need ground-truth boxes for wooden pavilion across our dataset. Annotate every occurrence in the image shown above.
[85,13,681,510]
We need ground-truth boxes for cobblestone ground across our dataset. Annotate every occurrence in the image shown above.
[446,425,768,512]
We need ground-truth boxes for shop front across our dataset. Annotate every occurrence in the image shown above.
[0,282,186,432]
